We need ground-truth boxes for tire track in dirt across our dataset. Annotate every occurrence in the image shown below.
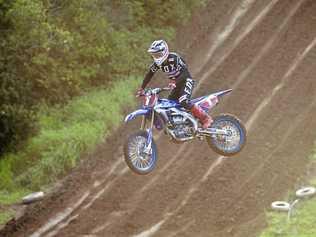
[133,0,281,197]
[132,33,315,237]
[49,0,312,236]
[195,0,280,92]
[81,0,284,234]
[126,1,310,236]
[26,1,262,236]
[135,0,281,197]
[3,0,316,236]
[166,8,316,235]
[131,1,315,236]
[225,48,316,237]
[235,95,316,211]
[196,0,257,73]
[133,0,270,196]
[34,2,260,231]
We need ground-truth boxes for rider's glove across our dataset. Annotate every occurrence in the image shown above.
[136,88,145,97]
[168,81,176,90]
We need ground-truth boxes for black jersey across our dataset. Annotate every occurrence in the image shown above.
[141,52,188,89]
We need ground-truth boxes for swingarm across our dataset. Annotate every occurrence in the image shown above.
[197,128,231,137]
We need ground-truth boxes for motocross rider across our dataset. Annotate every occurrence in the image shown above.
[137,40,213,129]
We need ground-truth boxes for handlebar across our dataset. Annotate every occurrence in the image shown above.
[136,87,171,97]
[155,87,172,93]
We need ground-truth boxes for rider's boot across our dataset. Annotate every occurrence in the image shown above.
[190,104,213,129]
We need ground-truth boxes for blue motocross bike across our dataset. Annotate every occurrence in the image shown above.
[124,87,246,175]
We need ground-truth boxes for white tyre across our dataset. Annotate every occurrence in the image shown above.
[271,201,291,211]
[295,187,316,198]
[22,192,44,204]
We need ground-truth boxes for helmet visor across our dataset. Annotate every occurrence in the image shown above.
[151,51,164,59]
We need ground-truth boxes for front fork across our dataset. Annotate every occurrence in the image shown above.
[140,116,146,130]
[142,110,155,154]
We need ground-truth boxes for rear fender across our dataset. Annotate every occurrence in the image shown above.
[211,89,233,98]
[196,95,219,112]
[196,89,232,112]
[124,109,150,123]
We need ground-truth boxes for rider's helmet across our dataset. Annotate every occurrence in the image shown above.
[147,40,169,66]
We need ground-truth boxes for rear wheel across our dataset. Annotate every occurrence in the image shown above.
[207,114,246,156]
[124,131,157,175]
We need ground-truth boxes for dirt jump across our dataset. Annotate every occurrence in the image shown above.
[2,0,316,236]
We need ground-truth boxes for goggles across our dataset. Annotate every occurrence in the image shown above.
[151,51,164,59]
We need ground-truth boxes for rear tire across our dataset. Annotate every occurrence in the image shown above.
[207,114,246,156]
[124,131,157,175]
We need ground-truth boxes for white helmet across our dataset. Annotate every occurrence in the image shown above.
[147,40,169,66]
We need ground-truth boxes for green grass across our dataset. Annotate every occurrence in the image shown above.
[0,210,14,226]
[0,76,140,195]
[0,189,30,205]
[260,197,316,237]
[0,189,28,225]
[259,158,316,236]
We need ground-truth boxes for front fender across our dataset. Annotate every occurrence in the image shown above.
[124,109,150,123]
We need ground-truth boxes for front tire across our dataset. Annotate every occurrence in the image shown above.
[207,114,246,156]
[124,131,157,175]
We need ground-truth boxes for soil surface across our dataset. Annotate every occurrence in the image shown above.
[2,0,316,236]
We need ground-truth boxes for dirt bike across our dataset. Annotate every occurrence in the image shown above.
[123,87,246,175]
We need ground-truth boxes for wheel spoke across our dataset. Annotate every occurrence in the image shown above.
[212,120,243,153]
[130,153,138,163]
[136,159,141,169]
[125,133,156,173]
[143,157,150,167]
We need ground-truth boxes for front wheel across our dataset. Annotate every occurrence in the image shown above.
[207,114,246,156]
[124,131,157,175]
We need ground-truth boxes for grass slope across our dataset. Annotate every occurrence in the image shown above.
[259,157,316,237]
[0,77,140,225]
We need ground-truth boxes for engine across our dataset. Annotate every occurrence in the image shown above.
[167,114,196,141]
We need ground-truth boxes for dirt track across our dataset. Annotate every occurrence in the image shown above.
[2,0,316,236]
